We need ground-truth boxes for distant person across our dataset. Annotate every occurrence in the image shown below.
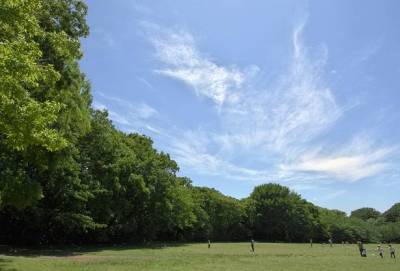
[310,238,313,247]
[357,241,365,257]
[361,248,367,257]
[251,239,255,253]
[208,239,211,249]
[328,238,333,247]
[377,245,384,258]
[389,245,395,258]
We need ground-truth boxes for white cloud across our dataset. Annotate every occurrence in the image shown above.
[92,101,107,111]
[108,111,130,125]
[203,20,341,164]
[168,130,271,182]
[146,24,250,106]
[137,77,154,89]
[97,92,158,120]
[324,190,347,200]
[93,92,161,134]
[282,153,388,182]
[136,102,158,119]
[93,101,133,126]
[146,21,396,186]
[145,125,161,134]
[281,138,396,182]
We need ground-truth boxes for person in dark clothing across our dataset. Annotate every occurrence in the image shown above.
[208,239,211,249]
[357,241,366,257]
[361,248,367,257]
[251,239,255,253]
[389,245,396,258]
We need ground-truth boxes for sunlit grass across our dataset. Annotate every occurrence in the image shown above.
[0,243,398,271]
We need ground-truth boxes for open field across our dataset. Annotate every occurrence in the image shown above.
[0,243,398,271]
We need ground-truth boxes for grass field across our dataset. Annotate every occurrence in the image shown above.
[0,243,398,271]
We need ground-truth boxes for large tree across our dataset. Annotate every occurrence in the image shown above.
[246,183,321,242]
[0,0,90,210]
[0,0,65,153]
[189,187,248,241]
[384,203,400,222]
[350,207,381,221]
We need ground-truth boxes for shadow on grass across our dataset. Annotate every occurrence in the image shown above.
[0,258,17,271]
[0,242,189,258]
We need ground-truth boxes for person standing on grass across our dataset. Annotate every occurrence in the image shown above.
[357,241,364,257]
[389,244,395,258]
[328,238,333,247]
[251,239,255,253]
[361,248,367,257]
[377,245,384,258]
[310,238,313,247]
[208,239,211,249]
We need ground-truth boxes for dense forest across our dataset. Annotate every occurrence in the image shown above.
[0,0,399,246]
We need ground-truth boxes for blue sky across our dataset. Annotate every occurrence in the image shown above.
[81,0,400,213]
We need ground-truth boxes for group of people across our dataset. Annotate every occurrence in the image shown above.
[207,239,256,252]
[357,241,396,258]
[206,239,396,258]
[309,238,333,247]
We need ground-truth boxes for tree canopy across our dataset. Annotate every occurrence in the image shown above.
[383,203,400,222]
[1,0,399,246]
[350,208,381,221]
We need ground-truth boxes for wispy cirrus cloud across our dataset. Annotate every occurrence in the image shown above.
[144,22,254,106]
[93,92,160,134]
[167,130,272,182]
[97,92,158,120]
[217,21,341,153]
[145,20,396,186]
[93,101,131,125]
[281,139,396,182]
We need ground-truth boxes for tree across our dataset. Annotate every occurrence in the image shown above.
[189,187,247,241]
[0,0,94,244]
[246,183,321,242]
[0,0,90,210]
[0,0,66,151]
[384,203,400,222]
[350,207,381,221]
[78,110,196,243]
[1,0,398,246]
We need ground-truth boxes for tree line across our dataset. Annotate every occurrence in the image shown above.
[1,0,399,246]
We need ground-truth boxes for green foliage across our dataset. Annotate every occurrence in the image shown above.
[0,0,66,151]
[378,222,400,242]
[0,0,91,210]
[1,0,398,246]
[246,183,322,242]
[318,208,384,243]
[188,187,247,241]
[383,203,400,222]
[350,208,381,221]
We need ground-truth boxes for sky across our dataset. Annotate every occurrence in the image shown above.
[81,0,400,213]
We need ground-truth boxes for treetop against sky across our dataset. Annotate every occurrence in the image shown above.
[81,0,400,213]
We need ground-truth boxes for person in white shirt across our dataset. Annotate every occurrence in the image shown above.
[377,245,384,259]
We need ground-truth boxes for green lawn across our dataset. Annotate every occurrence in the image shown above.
[0,243,398,271]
